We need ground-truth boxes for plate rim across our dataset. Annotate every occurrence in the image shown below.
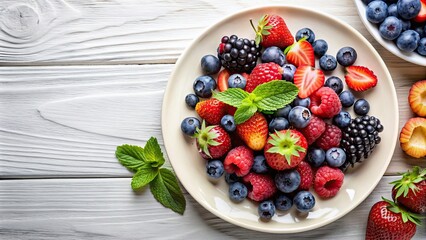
[161,4,399,233]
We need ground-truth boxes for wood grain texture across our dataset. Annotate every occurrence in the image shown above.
[0,65,425,178]
[0,176,425,239]
[0,0,421,66]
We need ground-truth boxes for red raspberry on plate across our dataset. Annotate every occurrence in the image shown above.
[223,146,254,177]
[310,87,342,118]
[315,124,342,150]
[299,116,326,145]
[296,161,314,190]
[314,166,344,199]
[245,62,283,93]
[243,172,277,202]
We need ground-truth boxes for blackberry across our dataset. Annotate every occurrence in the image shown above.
[217,35,261,73]
[339,115,383,172]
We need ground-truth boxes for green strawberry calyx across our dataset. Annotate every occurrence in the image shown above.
[250,14,273,47]
[193,121,220,158]
[390,166,426,199]
[266,130,306,165]
[382,197,422,226]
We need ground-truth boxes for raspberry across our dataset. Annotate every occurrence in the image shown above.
[296,161,314,190]
[299,116,326,145]
[315,124,342,150]
[245,62,283,93]
[243,173,277,202]
[314,166,344,199]
[310,87,342,118]
[223,146,254,177]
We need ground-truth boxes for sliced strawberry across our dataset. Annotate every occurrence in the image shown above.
[217,69,230,92]
[345,66,378,91]
[294,66,325,98]
[413,0,426,23]
[284,40,315,67]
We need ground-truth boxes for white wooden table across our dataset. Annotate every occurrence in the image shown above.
[1,0,425,239]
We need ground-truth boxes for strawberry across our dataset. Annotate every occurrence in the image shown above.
[284,39,315,67]
[345,66,378,91]
[264,129,307,171]
[195,98,226,125]
[245,62,283,93]
[413,0,426,23]
[399,117,426,158]
[236,112,268,151]
[408,80,426,117]
[251,14,294,49]
[365,198,421,240]
[194,121,231,159]
[391,166,426,214]
[293,66,325,98]
[217,69,231,92]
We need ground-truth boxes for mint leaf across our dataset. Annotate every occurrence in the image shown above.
[141,137,165,168]
[131,166,159,190]
[252,80,298,111]
[150,168,186,215]
[213,88,249,108]
[234,103,257,124]
[116,144,146,172]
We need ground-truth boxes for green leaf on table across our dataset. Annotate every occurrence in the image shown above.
[252,80,299,111]
[141,137,165,168]
[150,168,186,215]
[234,103,258,124]
[131,166,159,190]
[213,88,249,108]
[116,144,146,172]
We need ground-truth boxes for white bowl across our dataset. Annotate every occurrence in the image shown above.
[354,0,426,66]
[162,5,399,233]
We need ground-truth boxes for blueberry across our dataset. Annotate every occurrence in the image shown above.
[387,3,399,17]
[193,75,216,98]
[366,1,388,23]
[275,105,292,118]
[354,99,370,116]
[282,64,297,82]
[269,117,290,132]
[180,117,201,136]
[325,148,347,167]
[325,76,344,94]
[397,30,420,52]
[313,39,328,57]
[413,25,425,38]
[275,169,301,193]
[288,106,311,128]
[293,191,315,212]
[228,74,247,89]
[274,194,293,211]
[401,19,411,31]
[185,93,199,108]
[336,47,358,67]
[295,28,315,44]
[201,55,221,75]
[397,0,421,20]
[292,96,311,108]
[333,111,352,128]
[339,90,355,107]
[307,147,326,167]
[319,54,337,71]
[261,46,286,66]
[221,115,236,132]
[206,160,224,179]
[417,37,426,56]
[252,155,269,173]
[379,16,403,40]
[225,173,240,184]
[228,182,248,202]
[258,200,276,221]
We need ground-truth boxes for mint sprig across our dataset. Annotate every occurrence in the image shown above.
[116,137,186,215]
[213,80,298,124]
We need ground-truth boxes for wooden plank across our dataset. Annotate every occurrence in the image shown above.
[0,65,425,178]
[0,176,425,239]
[0,0,418,66]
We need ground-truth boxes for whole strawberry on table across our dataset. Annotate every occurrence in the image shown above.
[181,13,384,220]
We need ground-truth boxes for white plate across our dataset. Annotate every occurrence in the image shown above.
[162,5,399,233]
[354,0,426,66]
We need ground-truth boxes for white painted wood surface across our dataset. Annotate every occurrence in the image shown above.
[0,0,425,239]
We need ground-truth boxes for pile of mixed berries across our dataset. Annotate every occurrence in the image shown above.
[180,14,384,221]
[363,0,426,56]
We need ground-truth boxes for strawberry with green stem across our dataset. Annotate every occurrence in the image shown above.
[194,121,231,159]
[250,14,294,48]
